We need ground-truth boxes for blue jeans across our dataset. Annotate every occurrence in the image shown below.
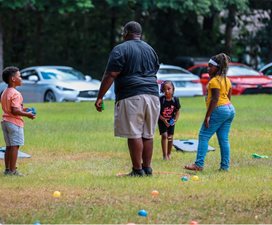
[195,104,235,170]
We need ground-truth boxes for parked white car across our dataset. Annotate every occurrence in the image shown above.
[0,66,111,103]
[157,64,203,97]
[104,64,203,100]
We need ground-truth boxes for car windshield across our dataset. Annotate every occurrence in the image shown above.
[262,66,272,75]
[227,66,260,76]
[40,68,86,80]
[158,68,191,74]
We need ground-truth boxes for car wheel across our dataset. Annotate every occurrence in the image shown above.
[44,90,56,102]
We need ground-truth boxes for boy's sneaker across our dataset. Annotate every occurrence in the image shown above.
[126,168,145,177]
[10,170,25,176]
[142,166,153,176]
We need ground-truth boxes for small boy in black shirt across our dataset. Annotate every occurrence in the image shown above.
[158,81,180,160]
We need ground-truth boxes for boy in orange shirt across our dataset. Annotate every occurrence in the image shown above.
[1,67,36,176]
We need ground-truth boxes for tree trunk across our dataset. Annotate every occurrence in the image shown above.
[35,12,43,65]
[134,4,142,22]
[225,5,237,55]
[110,7,116,49]
[0,16,3,74]
[203,15,214,31]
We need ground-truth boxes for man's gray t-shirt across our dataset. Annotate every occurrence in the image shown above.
[105,39,159,101]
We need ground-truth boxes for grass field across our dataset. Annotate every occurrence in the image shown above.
[0,95,271,224]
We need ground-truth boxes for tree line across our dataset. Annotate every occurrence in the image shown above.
[1,0,271,78]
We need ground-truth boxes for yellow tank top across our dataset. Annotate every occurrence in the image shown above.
[206,75,232,108]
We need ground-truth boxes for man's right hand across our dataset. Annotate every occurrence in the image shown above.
[95,98,103,112]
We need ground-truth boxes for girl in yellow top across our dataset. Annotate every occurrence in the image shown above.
[185,53,235,171]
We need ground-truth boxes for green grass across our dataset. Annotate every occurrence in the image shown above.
[0,95,271,224]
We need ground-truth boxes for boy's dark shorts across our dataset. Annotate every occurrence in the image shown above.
[158,120,175,135]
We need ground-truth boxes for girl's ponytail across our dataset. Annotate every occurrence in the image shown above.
[222,53,231,77]
[212,53,231,90]
[214,53,230,77]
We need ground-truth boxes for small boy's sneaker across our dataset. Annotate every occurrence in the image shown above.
[142,166,153,176]
[10,170,25,176]
[126,168,145,177]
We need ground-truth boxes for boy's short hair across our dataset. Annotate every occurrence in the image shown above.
[2,66,19,84]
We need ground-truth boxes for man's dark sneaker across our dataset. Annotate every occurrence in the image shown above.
[127,168,145,177]
[142,166,153,176]
[3,169,10,175]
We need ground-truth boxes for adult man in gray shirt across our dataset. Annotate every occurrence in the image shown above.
[95,21,160,176]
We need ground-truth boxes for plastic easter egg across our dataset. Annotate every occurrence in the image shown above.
[192,175,199,181]
[138,209,148,217]
[31,107,37,115]
[53,191,61,198]
[151,190,159,197]
[169,118,175,126]
[26,107,37,115]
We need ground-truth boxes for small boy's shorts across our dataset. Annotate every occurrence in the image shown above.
[114,94,160,139]
[1,121,24,146]
[158,120,175,135]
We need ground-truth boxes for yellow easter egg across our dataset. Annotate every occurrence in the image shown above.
[53,191,61,198]
[192,175,199,181]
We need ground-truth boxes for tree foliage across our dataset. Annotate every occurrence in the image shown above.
[0,0,94,71]
[249,0,272,63]
[0,0,94,11]
[2,0,270,78]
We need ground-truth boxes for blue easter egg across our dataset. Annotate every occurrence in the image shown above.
[138,209,148,217]
[181,176,188,181]
[26,107,37,115]
[169,118,174,126]
[31,107,37,115]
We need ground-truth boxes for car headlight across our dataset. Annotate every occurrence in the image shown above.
[56,86,75,91]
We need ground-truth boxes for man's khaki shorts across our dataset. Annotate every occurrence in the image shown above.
[114,94,160,139]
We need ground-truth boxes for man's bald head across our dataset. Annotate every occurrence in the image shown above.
[123,21,142,36]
